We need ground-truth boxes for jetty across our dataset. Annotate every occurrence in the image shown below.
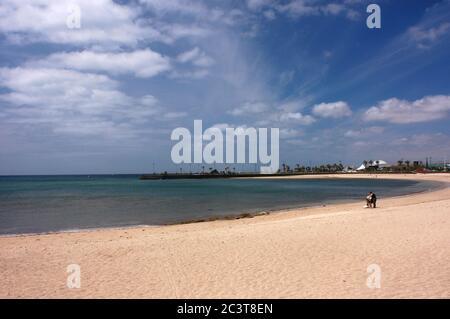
[139,172,283,180]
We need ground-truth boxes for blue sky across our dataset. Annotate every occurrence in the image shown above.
[0,0,449,174]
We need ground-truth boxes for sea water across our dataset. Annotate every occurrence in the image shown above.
[0,175,440,235]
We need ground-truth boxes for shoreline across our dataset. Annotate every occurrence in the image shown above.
[0,173,446,238]
[1,173,449,298]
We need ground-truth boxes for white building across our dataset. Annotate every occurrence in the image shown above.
[356,160,390,171]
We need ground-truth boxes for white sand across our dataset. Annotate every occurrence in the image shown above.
[0,173,449,298]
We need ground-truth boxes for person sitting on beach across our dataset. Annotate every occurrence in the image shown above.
[365,192,373,208]
[371,192,377,208]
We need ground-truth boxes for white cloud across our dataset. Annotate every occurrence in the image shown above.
[192,55,215,68]
[0,0,162,47]
[247,0,273,11]
[229,101,269,116]
[28,49,171,78]
[162,112,187,119]
[169,69,210,80]
[0,0,217,48]
[158,23,212,42]
[263,10,276,20]
[407,22,450,47]
[277,98,309,112]
[229,99,316,127]
[140,95,159,107]
[322,3,344,15]
[344,130,360,138]
[139,0,244,26]
[171,47,215,79]
[245,0,360,22]
[0,67,170,136]
[344,126,385,138]
[390,133,448,146]
[363,95,450,124]
[280,128,303,139]
[277,0,319,17]
[312,101,352,118]
[177,47,201,63]
[278,112,315,125]
[139,0,209,16]
[176,47,215,67]
[275,0,360,20]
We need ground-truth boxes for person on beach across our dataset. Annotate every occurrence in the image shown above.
[371,192,377,208]
[365,192,377,208]
[365,192,373,208]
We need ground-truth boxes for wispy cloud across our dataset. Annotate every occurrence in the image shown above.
[229,99,316,127]
[246,0,361,20]
[228,101,269,116]
[0,0,158,47]
[176,47,215,67]
[312,101,352,118]
[407,22,450,49]
[344,126,385,138]
[364,95,450,124]
[27,49,171,78]
[0,67,181,137]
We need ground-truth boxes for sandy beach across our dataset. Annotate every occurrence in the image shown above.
[0,173,449,298]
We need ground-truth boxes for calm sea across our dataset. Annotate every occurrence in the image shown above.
[0,175,441,235]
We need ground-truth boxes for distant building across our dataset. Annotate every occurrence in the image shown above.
[429,162,450,170]
[356,164,365,171]
[356,160,390,171]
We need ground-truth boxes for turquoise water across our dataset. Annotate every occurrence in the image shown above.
[0,175,440,235]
